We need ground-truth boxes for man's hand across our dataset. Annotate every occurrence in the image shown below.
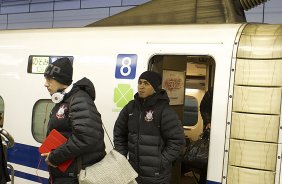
[205,123,211,130]
[41,152,57,167]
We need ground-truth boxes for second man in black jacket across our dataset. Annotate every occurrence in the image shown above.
[114,71,185,184]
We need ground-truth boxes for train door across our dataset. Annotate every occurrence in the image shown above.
[149,55,215,138]
[0,97,4,127]
[149,55,215,184]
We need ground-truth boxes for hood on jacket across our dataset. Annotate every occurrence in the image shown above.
[70,77,96,101]
[134,89,170,107]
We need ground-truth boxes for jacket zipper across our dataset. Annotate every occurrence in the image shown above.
[137,108,142,174]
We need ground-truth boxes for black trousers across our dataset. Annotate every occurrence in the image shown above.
[198,167,207,184]
[49,177,78,184]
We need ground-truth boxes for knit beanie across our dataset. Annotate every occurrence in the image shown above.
[44,57,73,85]
[139,71,162,91]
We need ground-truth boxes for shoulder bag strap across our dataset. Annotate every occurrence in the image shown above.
[102,123,114,148]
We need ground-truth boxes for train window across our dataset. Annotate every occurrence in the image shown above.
[32,99,55,143]
[0,96,4,127]
[27,55,74,74]
[183,95,198,126]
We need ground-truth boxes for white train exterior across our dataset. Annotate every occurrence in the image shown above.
[0,23,281,184]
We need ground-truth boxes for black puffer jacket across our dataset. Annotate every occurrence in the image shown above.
[0,138,10,183]
[200,90,213,127]
[47,77,106,178]
[114,90,185,184]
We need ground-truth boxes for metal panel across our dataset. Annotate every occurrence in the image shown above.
[30,2,54,12]
[110,6,133,16]
[81,0,122,8]
[229,139,277,171]
[54,0,80,10]
[227,166,275,184]
[53,8,109,28]
[0,14,7,29]
[240,24,282,35]
[0,3,29,14]
[235,59,282,86]
[7,12,53,29]
[224,24,282,184]
[237,24,282,59]
[233,86,282,115]
[231,112,280,142]
[122,0,150,6]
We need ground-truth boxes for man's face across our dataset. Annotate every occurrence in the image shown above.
[138,79,155,98]
[44,77,64,95]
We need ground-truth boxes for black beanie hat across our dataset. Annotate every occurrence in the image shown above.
[44,57,73,85]
[139,71,162,91]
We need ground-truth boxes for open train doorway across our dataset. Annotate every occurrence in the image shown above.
[0,96,4,128]
[149,55,215,184]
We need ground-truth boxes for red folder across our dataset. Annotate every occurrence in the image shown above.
[39,129,73,172]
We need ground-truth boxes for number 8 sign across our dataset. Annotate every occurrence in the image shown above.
[115,54,137,79]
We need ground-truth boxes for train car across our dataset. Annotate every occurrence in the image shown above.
[0,23,281,184]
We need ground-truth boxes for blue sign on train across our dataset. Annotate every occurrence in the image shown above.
[115,54,137,79]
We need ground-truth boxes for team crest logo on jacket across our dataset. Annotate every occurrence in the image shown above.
[56,105,68,119]
[144,110,154,122]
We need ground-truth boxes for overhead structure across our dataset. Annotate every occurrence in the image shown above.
[87,0,269,27]
[240,0,269,10]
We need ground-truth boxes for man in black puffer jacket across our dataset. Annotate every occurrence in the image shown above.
[114,71,185,184]
[0,136,10,184]
[41,57,106,184]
